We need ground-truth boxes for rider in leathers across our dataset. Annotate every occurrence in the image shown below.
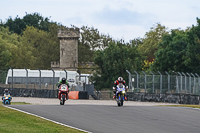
[57,77,69,100]
[113,77,127,100]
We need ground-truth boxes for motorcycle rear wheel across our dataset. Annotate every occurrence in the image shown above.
[117,102,121,106]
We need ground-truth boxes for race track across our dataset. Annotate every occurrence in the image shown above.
[8,101,200,133]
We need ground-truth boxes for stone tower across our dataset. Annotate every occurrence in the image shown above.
[51,27,80,70]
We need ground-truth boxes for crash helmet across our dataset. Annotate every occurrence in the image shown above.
[4,89,8,94]
[61,77,66,84]
[118,77,123,83]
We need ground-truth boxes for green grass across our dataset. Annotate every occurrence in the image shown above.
[0,105,84,133]
[0,102,30,105]
[161,104,200,109]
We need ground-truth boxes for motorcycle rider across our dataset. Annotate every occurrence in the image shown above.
[113,77,127,100]
[57,77,69,100]
[2,89,12,100]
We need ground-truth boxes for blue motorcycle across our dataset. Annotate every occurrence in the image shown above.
[2,93,12,105]
[115,83,126,106]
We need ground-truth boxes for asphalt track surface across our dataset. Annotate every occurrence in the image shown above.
[8,103,200,133]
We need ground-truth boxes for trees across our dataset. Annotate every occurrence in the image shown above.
[19,26,59,69]
[184,18,200,73]
[0,25,59,69]
[151,29,188,72]
[91,41,144,90]
[138,23,169,62]
[151,18,200,74]
[4,13,51,35]
[78,26,112,63]
[1,13,60,69]
[0,27,21,69]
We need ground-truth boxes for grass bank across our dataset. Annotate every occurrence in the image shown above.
[0,105,84,133]
[0,102,30,105]
[162,104,200,109]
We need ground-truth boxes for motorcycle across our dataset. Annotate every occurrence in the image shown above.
[115,83,126,106]
[58,84,69,105]
[2,93,12,105]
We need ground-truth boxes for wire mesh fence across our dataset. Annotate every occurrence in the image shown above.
[128,71,200,95]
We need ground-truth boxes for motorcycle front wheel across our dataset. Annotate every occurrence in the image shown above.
[62,94,65,105]
[117,95,121,106]
[121,97,123,106]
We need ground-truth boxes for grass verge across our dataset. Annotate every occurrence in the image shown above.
[0,105,84,133]
[0,102,30,105]
[161,104,200,109]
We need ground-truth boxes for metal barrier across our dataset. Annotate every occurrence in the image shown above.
[127,71,200,95]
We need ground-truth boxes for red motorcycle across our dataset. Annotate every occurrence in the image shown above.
[58,84,69,105]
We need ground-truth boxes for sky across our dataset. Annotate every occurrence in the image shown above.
[1,0,200,42]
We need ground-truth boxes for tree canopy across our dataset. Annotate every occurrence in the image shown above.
[151,18,200,74]
[138,23,169,62]
[91,41,144,90]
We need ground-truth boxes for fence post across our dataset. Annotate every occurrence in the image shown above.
[165,71,170,93]
[126,70,131,92]
[182,72,187,93]
[186,73,191,94]
[64,69,67,80]
[177,72,182,92]
[51,68,55,97]
[142,71,146,93]
[191,73,196,94]
[158,71,162,94]
[134,71,139,92]
[38,69,41,90]
[9,67,13,90]
[150,71,155,93]
[25,68,28,89]
[195,73,199,95]
[173,72,179,93]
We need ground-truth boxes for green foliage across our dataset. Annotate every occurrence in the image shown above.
[4,13,50,34]
[138,23,169,62]
[19,26,59,69]
[0,13,59,70]
[91,41,144,90]
[151,29,188,72]
[0,26,21,69]
[78,26,112,63]
[151,18,200,73]
[130,37,143,47]
[184,18,200,73]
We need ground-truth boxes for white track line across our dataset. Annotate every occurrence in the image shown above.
[4,106,92,133]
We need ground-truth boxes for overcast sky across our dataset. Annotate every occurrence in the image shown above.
[1,0,200,42]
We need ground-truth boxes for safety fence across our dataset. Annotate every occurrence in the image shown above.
[126,71,200,95]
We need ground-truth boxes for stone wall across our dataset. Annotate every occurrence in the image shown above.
[126,92,200,105]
